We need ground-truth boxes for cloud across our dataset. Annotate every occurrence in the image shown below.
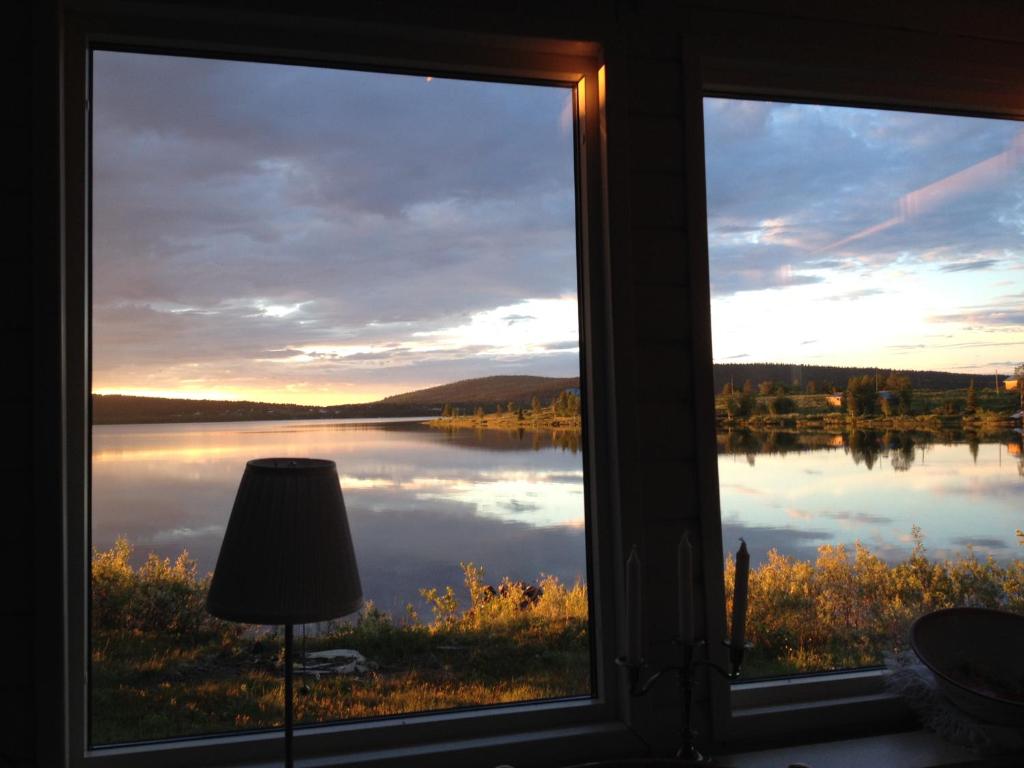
[704,97,1024,304]
[940,259,1000,272]
[929,306,1024,327]
[720,483,763,496]
[826,288,885,301]
[91,51,581,402]
[541,340,583,352]
[949,536,1009,550]
[824,511,894,525]
[503,314,535,325]
[720,522,831,566]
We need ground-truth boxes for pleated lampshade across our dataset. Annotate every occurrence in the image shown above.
[207,458,363,624]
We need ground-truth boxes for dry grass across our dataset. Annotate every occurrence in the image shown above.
[90,545,589,744]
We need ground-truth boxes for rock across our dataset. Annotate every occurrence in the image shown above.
[294,648,371,677]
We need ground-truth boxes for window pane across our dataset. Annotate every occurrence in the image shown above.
[704,98,1024,678]
[90,50,589,745]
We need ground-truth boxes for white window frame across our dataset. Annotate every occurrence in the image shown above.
[60,4,633,767]
[682,32,1024,748]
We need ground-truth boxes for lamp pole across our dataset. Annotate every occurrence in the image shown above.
[285,623,294,768]
[207,458,363,768]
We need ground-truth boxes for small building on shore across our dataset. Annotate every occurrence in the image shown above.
[825,394,843,408]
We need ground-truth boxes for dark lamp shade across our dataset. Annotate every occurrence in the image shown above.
[207,458,363,624]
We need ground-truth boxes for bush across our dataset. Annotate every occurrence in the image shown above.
[725,392,756,417]
[726,529,1024,675]
[92,537,238,641]
[768,395,796,415]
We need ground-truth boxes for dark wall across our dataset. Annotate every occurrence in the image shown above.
[7,3,37,767]
[21,1,1024,766]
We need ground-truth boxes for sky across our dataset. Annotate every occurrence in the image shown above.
[705,98,1024,376]
[92,54,1024,407]
[92,51,579,405]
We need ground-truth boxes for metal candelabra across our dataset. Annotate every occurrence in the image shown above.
[616,639,751,764]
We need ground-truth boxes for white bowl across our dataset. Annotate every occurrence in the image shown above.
[911,607,1024,726]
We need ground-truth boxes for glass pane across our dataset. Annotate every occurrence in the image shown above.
[704,97,1024,678]
[90,50,589,745]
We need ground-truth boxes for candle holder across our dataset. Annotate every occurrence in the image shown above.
[616,638,752,764]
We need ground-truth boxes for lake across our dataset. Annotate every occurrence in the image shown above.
[92,417,588,617]
[92,420,1022,619]
[719,429,1024,567]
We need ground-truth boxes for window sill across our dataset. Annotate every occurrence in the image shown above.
[722,729,1022,768]
[725,669,916,742]
[82,719,643,768]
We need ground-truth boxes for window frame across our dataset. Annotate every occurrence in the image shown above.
[682,30,1024,748]
[61,5,633,767]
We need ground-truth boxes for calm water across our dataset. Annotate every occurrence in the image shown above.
[92,418,587,616]
[719,430,1024,567]
[93,420,1022,615]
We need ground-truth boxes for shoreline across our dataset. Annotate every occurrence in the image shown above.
[427,412,582,433]
[717,412,1021,433]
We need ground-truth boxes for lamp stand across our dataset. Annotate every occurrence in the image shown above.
[285,622,294,768]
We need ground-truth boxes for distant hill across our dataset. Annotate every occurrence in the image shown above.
[380,375,580,409]
[93,375,582,425]
[94,365,999,424]
[91,395,434,425]
[712,363,1005,393]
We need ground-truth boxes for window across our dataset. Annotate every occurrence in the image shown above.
[702,96,1024,725]
[63,10,622,767]
[89,49,592,745]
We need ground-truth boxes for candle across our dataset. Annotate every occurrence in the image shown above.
[730,539,750,651]
[626,545,642,665]
[677,532,694,644]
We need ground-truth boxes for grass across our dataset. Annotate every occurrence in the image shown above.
[90,543,589,745]
[91,530,1024,742]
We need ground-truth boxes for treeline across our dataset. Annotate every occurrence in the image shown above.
[93,375,582,425]
[92,394,435,425]
[712,363,1004,395]
[440,389,582,419]
[720,372,1017,420]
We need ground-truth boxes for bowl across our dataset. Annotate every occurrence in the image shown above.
[910,607,1024,726]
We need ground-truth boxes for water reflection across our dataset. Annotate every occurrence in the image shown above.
[718,429,1023,568]
[92,418,587,615]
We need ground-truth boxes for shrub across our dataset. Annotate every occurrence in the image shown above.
[726,529,1024,675]
[91,537,238,641]
[768,395,796,415]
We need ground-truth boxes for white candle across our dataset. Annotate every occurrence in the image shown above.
[730,539,750,650]
[626,546,642,665]
[677,532,694,643]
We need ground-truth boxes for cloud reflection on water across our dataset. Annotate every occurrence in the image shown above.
[719,438,1023,566]
[92,419,587,615]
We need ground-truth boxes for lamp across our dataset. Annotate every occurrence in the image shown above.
[207,458,363,768]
